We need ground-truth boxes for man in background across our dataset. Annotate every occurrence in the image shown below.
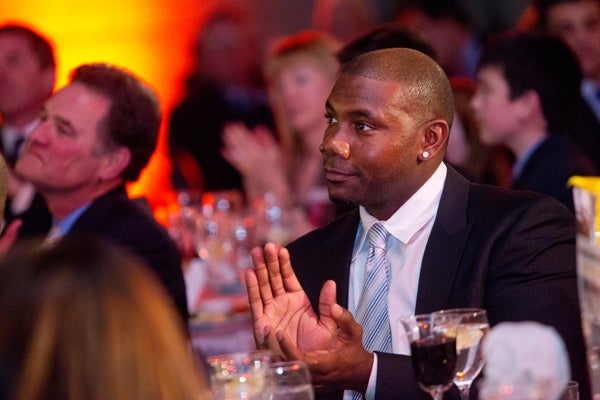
[534,0,600,170]
[0,24,53,238]
[12,63,188,323]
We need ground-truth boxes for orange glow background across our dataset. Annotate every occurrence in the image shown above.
[0,0,219,220]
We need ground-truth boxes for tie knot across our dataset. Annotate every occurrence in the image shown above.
[368,223,388,249]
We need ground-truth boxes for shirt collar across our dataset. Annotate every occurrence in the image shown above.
[581,78,599,99]
[512,136,546,180]
[2,118,40,152]
[357,162,447,249]
[52,202,92,236]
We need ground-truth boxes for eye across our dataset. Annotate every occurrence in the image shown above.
[54,118,76,137]
[355,121,374,132]
[325,113,337,125]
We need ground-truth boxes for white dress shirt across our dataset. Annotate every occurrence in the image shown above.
[343,162,447,400]
[1,119,39,158]
[2,119,40,215]
[581,78,600,121]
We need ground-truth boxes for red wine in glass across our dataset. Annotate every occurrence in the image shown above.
[402,312,461,400]
[411,335,457,389]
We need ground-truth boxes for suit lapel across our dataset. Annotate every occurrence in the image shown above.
[67,186,127,235]
[415,167,474,314]
[332,210,360,308]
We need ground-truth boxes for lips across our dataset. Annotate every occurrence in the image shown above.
[323,165,355,182]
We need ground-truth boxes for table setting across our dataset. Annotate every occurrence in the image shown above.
[206,350,314,400]
[166,178,600,400]
[401,308,579,400]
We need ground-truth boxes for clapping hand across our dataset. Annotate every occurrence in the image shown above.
[244,243,374,394]
[245,242,338,353]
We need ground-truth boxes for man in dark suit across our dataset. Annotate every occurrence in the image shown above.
[11,63,188,324]
[245,48,590,399]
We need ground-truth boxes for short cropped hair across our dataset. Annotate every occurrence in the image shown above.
[0,24,55,70]
[70,64,161,182]
[341,47,454,127]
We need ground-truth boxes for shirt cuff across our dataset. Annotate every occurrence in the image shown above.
[364,352,378,400]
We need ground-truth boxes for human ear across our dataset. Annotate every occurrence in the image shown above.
[99,147,131,180]
[514,90,541,119]
[419,119,449,162]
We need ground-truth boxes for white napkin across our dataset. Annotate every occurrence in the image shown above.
[479,321,570,400]
[184,257,208,313]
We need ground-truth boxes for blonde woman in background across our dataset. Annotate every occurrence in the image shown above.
[222,30,342,239]
[0,237,208,400]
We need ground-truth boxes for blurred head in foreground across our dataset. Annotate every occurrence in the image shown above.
[0,237,207,400]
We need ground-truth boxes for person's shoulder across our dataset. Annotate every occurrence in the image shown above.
[468,182,573,220]
[83,190,170,238]
[287,208,359,250]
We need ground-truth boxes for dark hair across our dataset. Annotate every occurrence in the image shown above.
[70,64,161,181]
[0,24,55,69]
[534,0,600,29]
[395,0,473,28]
[477,32,583,133]
[336,23,437,63]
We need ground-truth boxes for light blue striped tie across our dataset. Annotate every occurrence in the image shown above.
[357,223,392,352]
[351,223,392,400]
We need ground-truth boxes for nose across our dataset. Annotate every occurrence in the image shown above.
[27,118,50,145]
[320,136,350,159]
[331,139,350,159]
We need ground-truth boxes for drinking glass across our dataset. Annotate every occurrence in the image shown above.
[207,350,272,400]
[269,360,314,400]
[561,381,579,400]
[402,312,460,400]
[436,308,489,400]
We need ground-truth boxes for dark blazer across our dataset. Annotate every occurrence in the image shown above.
[287,166,590,400]
[512,134,598,213]
[66,186,188,325]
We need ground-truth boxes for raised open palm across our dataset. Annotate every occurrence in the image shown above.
[245,243,338,354]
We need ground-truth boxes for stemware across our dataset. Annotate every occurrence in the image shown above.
[206,350,272,400]
[436,308,489,400]
[402,312,461,400]
[269,360,314,400]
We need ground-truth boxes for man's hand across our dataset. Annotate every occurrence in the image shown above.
[245,243,338,355]
[245,243,375,395]
[278,302,374,394]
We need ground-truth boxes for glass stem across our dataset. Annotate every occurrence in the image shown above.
[432,388,445,400]
[458,384,471,400]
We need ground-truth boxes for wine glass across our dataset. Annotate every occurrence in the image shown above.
[401,312,461,400]
[269,360,314,400]
[206,350,272,400]
[436,308,489,400]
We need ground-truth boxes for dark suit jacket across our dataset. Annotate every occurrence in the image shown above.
[287,166,590,400]
[66,186,188,325]
[512,134,598,213]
